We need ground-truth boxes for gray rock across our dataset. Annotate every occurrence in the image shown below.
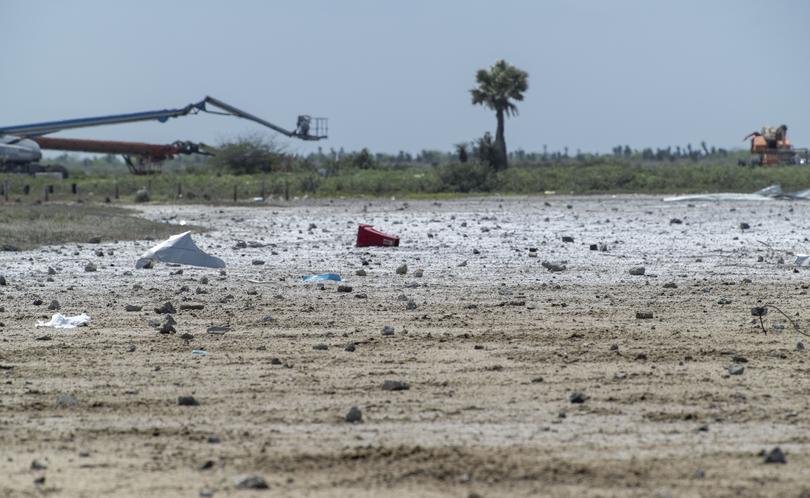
[764,447,786,464]
[382,325,395,336]
[382,380,410,391]
[798,341,806,352]
[155,302,176,314]
[251,259,265,265]
[406,299,418,310]
[30,459,47,470]
[344,342,356,352]
[337,284,353,293]
[84,262,97,272]
[569,391,588,403]
[313,343,328,351]
[234,475,269,490]
[629,267,646,276]
[125,304,142,312]
[541,261,566,272]
[636,311,654,319]
[159,318,176,334]
[0,275,6,286]
[177,396,199,406]
[396,264,408,275]
[413,269,424,278]
[728,364,745,375]
[47,300,60,310]
[345,406,363,423]
[56,393,79,407]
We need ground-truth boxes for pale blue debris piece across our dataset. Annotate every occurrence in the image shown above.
[302,273,342,283]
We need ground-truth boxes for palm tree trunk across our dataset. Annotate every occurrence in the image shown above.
[495,108,507,170]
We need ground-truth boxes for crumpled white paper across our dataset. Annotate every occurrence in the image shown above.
[35,313,91,329]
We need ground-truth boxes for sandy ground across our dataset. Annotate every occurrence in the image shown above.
[2,195,810,497]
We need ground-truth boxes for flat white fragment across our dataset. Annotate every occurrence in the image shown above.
[135,231,225,269]
[36,313,91,329]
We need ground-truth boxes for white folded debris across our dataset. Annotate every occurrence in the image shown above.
[36,313,91,329]
[796,254,810,266]
[135,231,225,269]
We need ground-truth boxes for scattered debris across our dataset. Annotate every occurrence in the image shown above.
[36,313,90,329]
[136,231,225,269]
[207,325,230,334]
[302,273,341,283]
[356,224,400,247]
[192,349,209,356]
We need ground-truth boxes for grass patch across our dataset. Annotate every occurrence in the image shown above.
[0,203,200,250]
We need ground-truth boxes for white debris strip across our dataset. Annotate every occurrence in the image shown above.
[36,313,91,329]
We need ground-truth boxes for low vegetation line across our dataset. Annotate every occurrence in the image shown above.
[4,162,810,203]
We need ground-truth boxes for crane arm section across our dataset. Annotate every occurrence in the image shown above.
[0,96,326,140]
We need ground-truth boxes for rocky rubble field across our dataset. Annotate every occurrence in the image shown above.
[1,196,810,497]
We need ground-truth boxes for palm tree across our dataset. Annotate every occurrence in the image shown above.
[470,60,528,170]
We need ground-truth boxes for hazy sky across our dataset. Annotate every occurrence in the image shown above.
[2,0,808,156]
